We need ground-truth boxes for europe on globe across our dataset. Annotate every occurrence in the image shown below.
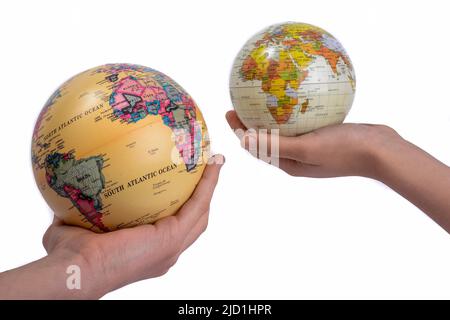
[32,64,209,232]
[230,22,356,136]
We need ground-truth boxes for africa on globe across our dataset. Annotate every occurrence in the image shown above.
[230,22,356,136]
[32,64,209,232]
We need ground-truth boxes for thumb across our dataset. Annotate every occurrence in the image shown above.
[175,154,225,234]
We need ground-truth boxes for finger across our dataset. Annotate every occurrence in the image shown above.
[227,110,312,160]
[226,110,246,131]
[176,154,224,234]
[181,211,209,252]
[241,130,309,161]
[226,110,248,143]
[227,110,317,162]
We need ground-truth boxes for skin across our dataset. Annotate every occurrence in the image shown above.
[226,110,450,233]
[2,111,450,299]
[0,154,224,299]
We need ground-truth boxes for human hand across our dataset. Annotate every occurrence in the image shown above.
[226,110,402,179]
[42,154,225,299]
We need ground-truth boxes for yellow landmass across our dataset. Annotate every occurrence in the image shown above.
[250,44,269,72]
[287,48,313,74]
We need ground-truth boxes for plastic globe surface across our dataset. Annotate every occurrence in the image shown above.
[230,22,356,136]
[32,64,209,232]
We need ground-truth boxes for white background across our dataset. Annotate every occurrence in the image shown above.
[1,0,450,299]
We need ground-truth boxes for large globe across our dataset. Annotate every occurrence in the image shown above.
[230,22,356,136]
[32,64,209,232]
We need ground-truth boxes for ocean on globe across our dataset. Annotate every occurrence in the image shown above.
[32,64,209,232]
[230,22,356,136]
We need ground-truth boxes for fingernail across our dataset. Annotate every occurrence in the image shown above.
[208,154,225,166]
[216,154,225,166]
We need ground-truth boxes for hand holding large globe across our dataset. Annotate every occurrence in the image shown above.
[32,64,210,232]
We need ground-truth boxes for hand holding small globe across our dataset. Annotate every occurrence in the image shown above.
[226,110,400,179]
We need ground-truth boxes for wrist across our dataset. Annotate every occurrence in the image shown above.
[360,124,404,180]
[50,247,109,299]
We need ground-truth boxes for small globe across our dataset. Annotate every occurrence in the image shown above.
[32,64,209,232]
[230,22,356,136]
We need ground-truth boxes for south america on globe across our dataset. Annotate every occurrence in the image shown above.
[32,64,209,232]
[230,22,356,136]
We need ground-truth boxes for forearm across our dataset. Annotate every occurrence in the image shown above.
[0,252,106,299]
[372,134,450,232]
